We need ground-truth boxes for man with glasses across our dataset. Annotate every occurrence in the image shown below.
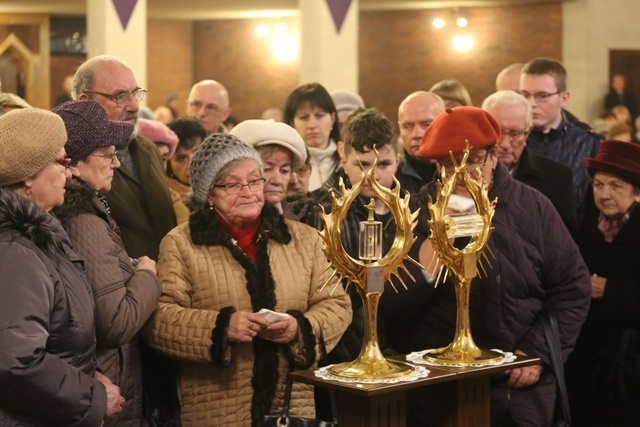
[379,106,591,427]
[396,91,446,194]
[186,79,231,136]
[482,90,577,237]
[520,57,603,220]
[73,55,176,260]
[73,56,179,426]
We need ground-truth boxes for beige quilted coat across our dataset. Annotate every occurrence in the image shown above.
[146,204,351,427]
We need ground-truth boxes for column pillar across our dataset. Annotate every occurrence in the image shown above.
[86,0,147,90]
[298,0,358,92]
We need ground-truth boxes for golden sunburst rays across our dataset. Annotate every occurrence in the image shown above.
[422,141,504,366]
[426,141,497,286]
[317,147,423,295]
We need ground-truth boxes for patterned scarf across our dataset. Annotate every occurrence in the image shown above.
[597,204,635,243]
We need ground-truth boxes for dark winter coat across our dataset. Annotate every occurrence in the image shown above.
[0,188,106,426]
[379,161,591,426]
[512,146,578,238]
[105,135,176,260]
[54,179,161,427]
[395,154,437,196]
[566,202,640,426]
[525,115,603,220]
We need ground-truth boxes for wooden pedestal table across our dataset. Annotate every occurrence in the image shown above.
[288,355,540,427]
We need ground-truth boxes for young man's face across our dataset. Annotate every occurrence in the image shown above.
[519,73,568,132]
[341,145,400,199]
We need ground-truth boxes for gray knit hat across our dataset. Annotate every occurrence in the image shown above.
[190,133,263,203]
[52,100,134,165]
[0,108,67,186]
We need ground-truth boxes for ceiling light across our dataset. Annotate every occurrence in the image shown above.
[432,18,446,29]
[275,23,288,36]
[256,24,269,38]
[456,17,468,28]
[452,35,473,52]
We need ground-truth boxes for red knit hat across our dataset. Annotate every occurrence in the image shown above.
[419,106,501,159]
[586,139,640,188]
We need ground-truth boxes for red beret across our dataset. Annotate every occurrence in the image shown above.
[419,106,501,159]
[586,139,640,188]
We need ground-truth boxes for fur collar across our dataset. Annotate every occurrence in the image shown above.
[53,179,108,223]
[189,202,291,247]
[194,203,291,425]
[0,188,68,256]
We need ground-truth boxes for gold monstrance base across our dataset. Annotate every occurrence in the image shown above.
[328,342,415,380]
[423,345,504,366]
[328,289,415,380]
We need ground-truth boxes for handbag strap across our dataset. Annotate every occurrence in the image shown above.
[540,310,572,427]
[280,379,293,418]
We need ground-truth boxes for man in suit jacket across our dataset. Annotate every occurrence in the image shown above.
[483,90,577,237]
[73,55,177,260]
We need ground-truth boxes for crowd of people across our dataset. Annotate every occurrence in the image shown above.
[0,53,638,427]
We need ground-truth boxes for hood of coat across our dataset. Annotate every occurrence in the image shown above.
[0,187,68,256]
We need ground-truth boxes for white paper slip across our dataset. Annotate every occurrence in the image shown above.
[256,308,290,323]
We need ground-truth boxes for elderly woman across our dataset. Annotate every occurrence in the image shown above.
[230,119,307,220]
[565,140,640,427]
[51,100,162,427]
[283,83,341,192]
[145,133,351,427]
[0,108,122,425]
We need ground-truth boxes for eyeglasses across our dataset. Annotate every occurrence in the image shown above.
[519,91,561,103]
[54,158,72,170]
[438,150,490,171]
[188,101,228,115]
[214,178,266,195]
[499,130,528,143]
[89,152,118,164]
[295,164,312,178]
[84,87,147,106]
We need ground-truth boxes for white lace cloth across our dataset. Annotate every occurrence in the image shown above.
[314,364,430,384]
[406,348,516,368]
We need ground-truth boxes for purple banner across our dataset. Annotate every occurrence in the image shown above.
[325,0,352,34]
[112,0,138,31]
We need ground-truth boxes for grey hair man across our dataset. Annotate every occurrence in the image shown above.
[186,80,231,136]
[73,54,176,259]
[482,90,577,236]
[395,91,445,194]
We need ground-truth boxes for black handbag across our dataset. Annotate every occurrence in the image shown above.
[262,379,338,427]
[540,310,572,427]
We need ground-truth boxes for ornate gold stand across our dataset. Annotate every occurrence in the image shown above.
[424,142,503,366]
[319,150,422,380]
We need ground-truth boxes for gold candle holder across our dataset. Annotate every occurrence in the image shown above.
[318,150,423,380]
[423,142,504,366]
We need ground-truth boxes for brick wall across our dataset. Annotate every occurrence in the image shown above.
[146,19,194,117]
[360,3,562,124]
[146,3,561,124]
[191,17,300,122]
